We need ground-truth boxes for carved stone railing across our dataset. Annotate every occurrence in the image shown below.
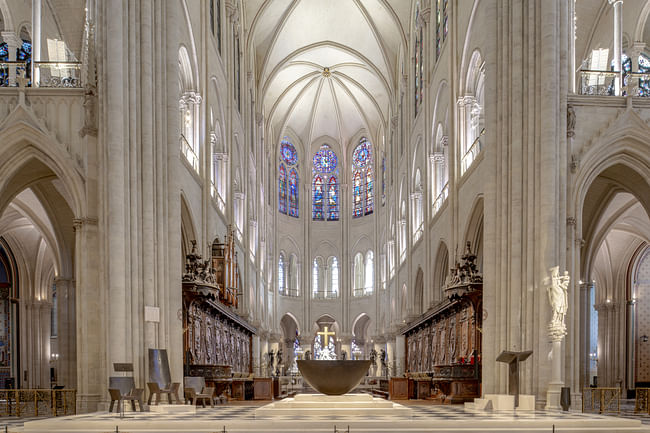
[0,389,76,417]
[279,287,300,297]
[433,183,448,215]
[0,61,82,88]
[579,69,650,97]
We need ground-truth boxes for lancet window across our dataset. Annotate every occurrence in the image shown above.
[414,3,423,116]
[279,138,299,218]
[352,138,374,218]
[312,144,339,221]
[436,0,448,59]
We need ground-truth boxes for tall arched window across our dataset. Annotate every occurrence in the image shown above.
[412,169,423,242]
[352,137,374,218]
[353,252,364,297]
[288,253,299,296]
[328,256,339,297]
[279,138,299,218]
[312,258,320,296]
[414,3,423,116]
[210,0,222,53]
[313,176,324,219]
[364,250,374,294]
[179,47,200,173]
[639,53,650,96]
[0,42,8,86]
[278,253,285,292]
[278,164,287,214]
[289,168,299,217]
[312,144,339,221]
[461,51,485,175]
[436,0,449,59]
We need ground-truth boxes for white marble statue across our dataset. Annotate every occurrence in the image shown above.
[547,266,570,336]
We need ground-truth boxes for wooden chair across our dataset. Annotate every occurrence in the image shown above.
[108,377,145,412]
[147,382,180,405]
[184,377,216,407]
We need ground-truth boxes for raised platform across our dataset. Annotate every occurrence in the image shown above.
[22,401,649,433]
[255,393,412,418]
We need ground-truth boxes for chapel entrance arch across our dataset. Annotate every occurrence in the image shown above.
[579,163,650,394]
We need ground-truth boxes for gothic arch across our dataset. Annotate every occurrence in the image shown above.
[414,266,424,314]
[180,193,197,261]
[433,241,449,302]
[0,0,14,32]
[462,195,484,267]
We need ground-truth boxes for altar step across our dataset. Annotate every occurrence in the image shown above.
[464,394,536,411]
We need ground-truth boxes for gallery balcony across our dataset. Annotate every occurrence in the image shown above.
[0,61,82,88]
[578,70,650,97]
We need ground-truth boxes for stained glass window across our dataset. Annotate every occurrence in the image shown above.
[313,175,324,220]
[312,144,339,221]
[279,138,299,218]
[17,40,31,85]
[313,146,338,173]
[352,138,373,218]
[353,171,363,218]
[278,254,285,291]
[414,4,423,117]
[289,168,299,217]
[327,176,339,221]
[281,138,299,165]
[639,54,650,96]
[278,164,287,214]
[0,43,8,87]
[436,0,448,60]
[366,167,374,215]
[382,156,386,206]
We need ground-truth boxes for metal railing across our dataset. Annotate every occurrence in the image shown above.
[582,387,620,414]
[0,389,76,417]
[0,61,82,88]
[353,287,373,297]
[279,287,300,297]
[579,70,650,97]
[461,129,485,175]
[312,290,338,300]
[433,183,449,215]
[180,134,199,173]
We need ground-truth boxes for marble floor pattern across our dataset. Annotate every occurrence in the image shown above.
[6,399,650,433]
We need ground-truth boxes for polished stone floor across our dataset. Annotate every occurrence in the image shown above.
[13,399,650,433]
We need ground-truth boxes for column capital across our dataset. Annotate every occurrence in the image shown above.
[607,0,623,6]
[73,217,98,231]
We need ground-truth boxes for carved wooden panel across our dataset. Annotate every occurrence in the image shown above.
[185,300,251,373]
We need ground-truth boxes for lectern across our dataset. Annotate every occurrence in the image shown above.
[496,350,532,407]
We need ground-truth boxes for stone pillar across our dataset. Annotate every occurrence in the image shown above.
[339,334,352,360]
[31,0,41,85]
[609,0,623,95]
[626,299,636,391]
[54,277,76,390]
[73,217,102,412]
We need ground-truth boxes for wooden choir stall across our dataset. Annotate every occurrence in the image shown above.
[182,231,270,402]
[401,242,482,403]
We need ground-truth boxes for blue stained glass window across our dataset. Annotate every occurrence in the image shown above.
[353,139,372,168]
[279,164,287,214]
[327,176,339,221]
[289,168,299,218]
[281,138,298,165]
[313,145,338,173]
[366,167,373,215]
[313,175,324,220]
[639,54,650,97]
[0,43,8,87]
[16,40,31,85]
[353,171,363,218]
[352,137,373,218]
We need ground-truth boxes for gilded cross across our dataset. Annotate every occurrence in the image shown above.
[317,326,335,346]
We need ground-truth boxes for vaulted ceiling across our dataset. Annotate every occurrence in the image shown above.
[245,0,410,153]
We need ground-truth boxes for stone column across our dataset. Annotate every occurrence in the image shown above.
[608,0,623,95]
[626,299,636,391]
[252,334,261,375]
[54,277,76,390]
[386,337,395,377]
[31,0,42,85]
[339,334,352,360]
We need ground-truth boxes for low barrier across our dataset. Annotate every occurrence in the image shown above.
[0,389,76,417]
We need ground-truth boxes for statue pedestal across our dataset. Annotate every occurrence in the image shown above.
[545,339,564,410]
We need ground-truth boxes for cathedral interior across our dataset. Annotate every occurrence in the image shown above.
[1,0,650,431]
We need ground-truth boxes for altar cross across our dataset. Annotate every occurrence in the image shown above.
[317,326,335,346]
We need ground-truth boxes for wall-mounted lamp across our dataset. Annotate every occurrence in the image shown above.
[641,335,648,343]
[50,353,59,362]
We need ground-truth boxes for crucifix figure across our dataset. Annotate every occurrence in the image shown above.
[317,326,335,346]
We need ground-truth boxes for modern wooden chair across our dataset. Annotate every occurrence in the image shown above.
[108,377,145,412]
[147,381,181,405]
